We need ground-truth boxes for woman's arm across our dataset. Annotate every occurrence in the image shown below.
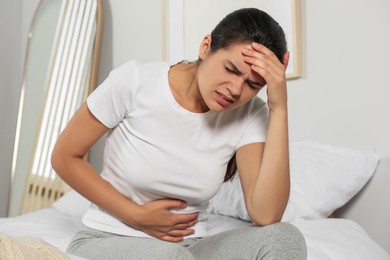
[236,114,289,226]
[236,43,290,226]
[51,103,198,242]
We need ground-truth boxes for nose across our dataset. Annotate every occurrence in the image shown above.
[226,78,244,97]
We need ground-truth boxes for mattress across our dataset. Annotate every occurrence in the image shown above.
[1,207,389,259]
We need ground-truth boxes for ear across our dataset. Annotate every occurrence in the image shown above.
[199,35,212,60]
[282,51,290,70]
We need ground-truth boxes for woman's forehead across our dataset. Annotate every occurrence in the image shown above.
[215,50,265,86]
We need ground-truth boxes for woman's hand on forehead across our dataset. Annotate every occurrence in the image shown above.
[241,42,290,112]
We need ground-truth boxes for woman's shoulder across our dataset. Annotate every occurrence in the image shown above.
[105,60,169,85]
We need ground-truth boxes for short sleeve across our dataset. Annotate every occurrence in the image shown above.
[86,61,138,128]
[237,97,269,148]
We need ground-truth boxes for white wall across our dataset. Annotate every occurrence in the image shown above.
[0,1,23,217]
[287,0,390,158]
[1,1,389,215]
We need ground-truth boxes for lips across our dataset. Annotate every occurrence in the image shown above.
[215,92,234,107]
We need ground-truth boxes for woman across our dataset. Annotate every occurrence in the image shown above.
[52,8,307,259]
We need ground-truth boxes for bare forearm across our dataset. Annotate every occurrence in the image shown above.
[52,155,140,227]
[250,109,290,225]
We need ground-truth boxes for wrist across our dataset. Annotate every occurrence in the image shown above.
[120,200,144,228]
[268,106,288,117]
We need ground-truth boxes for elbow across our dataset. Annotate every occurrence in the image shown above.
[247,201,287,226]
[249,212,283,227]
[51,144,62,173]
[51,142,69,175]
[51,141,86,179]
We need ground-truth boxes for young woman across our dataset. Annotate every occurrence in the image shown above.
[52,8,307,259]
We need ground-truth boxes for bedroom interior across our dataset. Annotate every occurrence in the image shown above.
[0,0,389,259]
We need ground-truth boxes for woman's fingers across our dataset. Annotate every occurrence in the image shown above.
[242,45,285,81]
[242,47,277,71]
[159,213,198,241]
[250,42,284,68]
[241,43,289,111]
[167,228,195,237]
[150,221,196,242]
[157,198,187,210]
[161,236,185,243]
[241,44,289,90]
[173,212,199,224]
[242,55,279,80]
[173,218,198,230]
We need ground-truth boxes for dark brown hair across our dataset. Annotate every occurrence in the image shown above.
[210,8,287,62]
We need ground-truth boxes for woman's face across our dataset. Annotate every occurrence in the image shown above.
[197,38,266,112]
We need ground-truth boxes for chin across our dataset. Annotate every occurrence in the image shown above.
[209,104,234,113]
[205,98,236,112]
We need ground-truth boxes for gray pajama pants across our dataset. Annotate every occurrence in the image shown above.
[67,222,307,260]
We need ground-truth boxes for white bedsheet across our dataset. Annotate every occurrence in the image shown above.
[0,208,389,259]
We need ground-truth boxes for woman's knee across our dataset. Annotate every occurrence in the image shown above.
[259,222,307,259]
[153,242,195,260]
[129,241,195,260]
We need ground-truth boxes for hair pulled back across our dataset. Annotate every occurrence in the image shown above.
[210,8,287,62]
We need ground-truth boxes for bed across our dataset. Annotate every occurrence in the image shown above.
[1,140,389,259]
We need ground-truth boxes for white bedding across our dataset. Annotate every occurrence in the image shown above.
[2,141,388,259]
[1,207,389,260]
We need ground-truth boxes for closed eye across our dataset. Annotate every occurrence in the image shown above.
[247,80,265,89]
[225,66,237,74]
[225,64,265,89]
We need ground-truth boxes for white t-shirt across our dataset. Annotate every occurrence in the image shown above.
[82,60,269,238]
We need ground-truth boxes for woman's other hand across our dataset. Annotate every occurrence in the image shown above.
[130,199,199,242]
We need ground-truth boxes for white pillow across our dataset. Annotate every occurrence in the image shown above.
[292,219,390,260]
[207,140,379,222]
[52,189,91,217]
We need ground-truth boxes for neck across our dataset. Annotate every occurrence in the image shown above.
[168,62,209,113]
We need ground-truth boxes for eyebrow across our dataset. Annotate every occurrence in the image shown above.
[227,61,244,75]
[227,61,265,88]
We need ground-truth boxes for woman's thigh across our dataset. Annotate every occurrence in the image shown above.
[188,222,307,260]
[66,227,195,260]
